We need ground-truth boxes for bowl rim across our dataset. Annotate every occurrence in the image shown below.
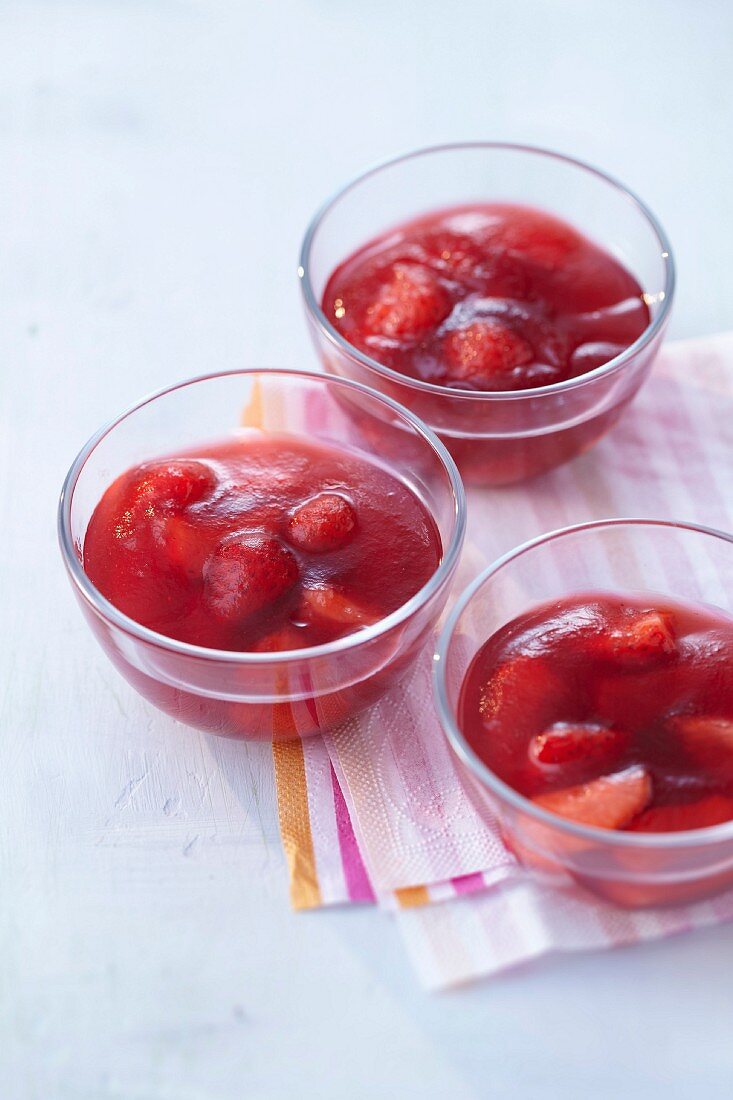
[434,516,733,847]
[299,141,676,402]
[58,366,467,664]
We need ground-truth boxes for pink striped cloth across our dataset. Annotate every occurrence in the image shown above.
[273,333,733,988]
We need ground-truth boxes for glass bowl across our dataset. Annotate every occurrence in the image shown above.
[300,142,675,486]
[434,519,733,908]
[59,369,466,741]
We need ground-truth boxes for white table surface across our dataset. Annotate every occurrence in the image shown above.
[3,2,733,1097]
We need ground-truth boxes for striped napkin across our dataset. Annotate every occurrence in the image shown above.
[272,333,733,988]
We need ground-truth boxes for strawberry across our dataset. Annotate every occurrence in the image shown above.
[133,460,214,512]
[479,655,566,731]
[104,460,215,549]
[573,296,651,345]
[364,262,450,339]
[204,534,299,623]
[474,656,572,788]
[420,229,485,279]
[442,321,534,385]
[491,207,581,268]
[288,492,357,553]
[530,722,629,768]
[630,795,733,833]
[300,585,377,627]
[671,714,733,781]
[568,341,625,377]
[599,610,677,668]
[420,222,532,297]
[532,765,652,830]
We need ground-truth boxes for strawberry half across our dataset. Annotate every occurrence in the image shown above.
[419,228,486,280]
[530,722,629,768]
[477,651,567,756]
[204,534,299,623]
[489,207,581,268]
[532,765,652,830]
[630,795,733,833]
[671,714,733,781]
[288,493,357,553]
[473,656,572,791]
[133,460,215,512]
[593,662,687,733]
[568,341,625,378]
[364,262,450,340]
[479,656,566,733]
[599,610,677,668]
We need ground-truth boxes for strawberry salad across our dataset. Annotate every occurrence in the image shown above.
[458,594,733,833]
[322,203,650,392]
[83,434,441,652]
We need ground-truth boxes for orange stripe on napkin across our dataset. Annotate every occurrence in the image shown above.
[395,885,431,909]
[273,739,322,910]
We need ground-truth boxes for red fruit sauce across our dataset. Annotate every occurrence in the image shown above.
[83,434,442,652]
[459,593,733,833]
[323,204,650,393]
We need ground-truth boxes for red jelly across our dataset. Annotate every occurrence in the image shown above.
[84,434,442,652]
[459,593,733,832]
[323,204,650,393]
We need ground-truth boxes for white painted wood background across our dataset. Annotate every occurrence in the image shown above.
[3,2,733,1097]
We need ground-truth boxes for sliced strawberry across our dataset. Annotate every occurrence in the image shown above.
[300,585,377,627]
[671,714,733,780]
[443,321,534,385]
[530,722,629,768]
[204,534,299,623]
[598,610,677,668]
[631,795,733,833]
[364,262,450,339]
[287,492,357,553]
[532,765,652,830]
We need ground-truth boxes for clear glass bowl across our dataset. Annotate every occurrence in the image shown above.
[59,369,466,741]
[300,143,675,486]
[434,519,733,908]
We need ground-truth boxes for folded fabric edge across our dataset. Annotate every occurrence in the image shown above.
[273,736,522,913]
[273,737,377,909]
[323,721,517,897]
[395,876,733,991]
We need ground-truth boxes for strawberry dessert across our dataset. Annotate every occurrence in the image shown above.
[323,204,650,393]
[459,593,733,833]
[83,434,441,652]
